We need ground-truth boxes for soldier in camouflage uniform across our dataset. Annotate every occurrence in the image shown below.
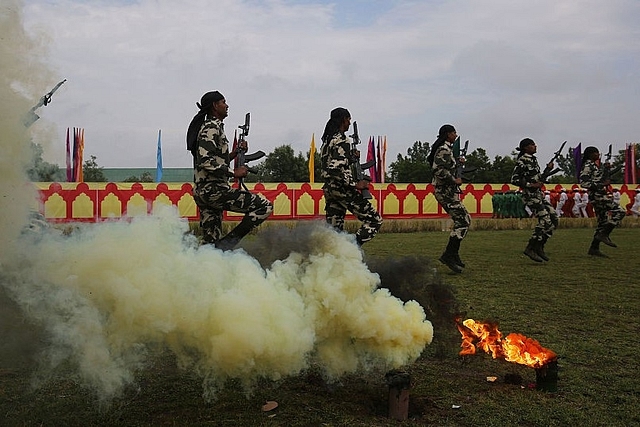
[320,107,382,245]
[510,138,558,262]
[186,91,273,250]
[427,124,471,273]
[579,146,626,257]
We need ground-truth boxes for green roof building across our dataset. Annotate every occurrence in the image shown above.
[102,168,193,183]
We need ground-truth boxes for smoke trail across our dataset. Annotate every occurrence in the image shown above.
[1,2,433,403]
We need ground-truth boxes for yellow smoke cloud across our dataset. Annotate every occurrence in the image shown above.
[5,213,432,401]
[1,1,432,403]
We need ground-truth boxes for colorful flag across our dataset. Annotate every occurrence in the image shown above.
[625,143,637,184]
[72,127,78,182]
[308,133,316,183]
[65,128,72,182]
[156,129,163,182]
[76,128,85,182]
[366,136,377,183]
[573,143,582,180]
[232,129,238,186]
[381,136,387,183]
[376,136,382,182]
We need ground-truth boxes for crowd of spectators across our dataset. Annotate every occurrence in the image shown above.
[492,187,639,219]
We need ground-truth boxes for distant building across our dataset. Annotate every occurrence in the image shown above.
[102,168,192,183]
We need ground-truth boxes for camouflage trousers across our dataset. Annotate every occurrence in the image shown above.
[193,184,273,245]
[323,183,383,244]
[522,191,558,241]
[435,185,471,239]
[592,197,625,235]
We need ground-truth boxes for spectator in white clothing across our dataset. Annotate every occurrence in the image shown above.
[631,188,640,217]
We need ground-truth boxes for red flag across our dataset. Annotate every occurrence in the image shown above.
[65,128,72,182]
[366,136,377,183]
[625,143,637,185]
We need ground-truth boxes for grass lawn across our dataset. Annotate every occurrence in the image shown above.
[1,222,639,426]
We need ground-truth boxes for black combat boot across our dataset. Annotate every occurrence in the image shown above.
[215,219,254,251]
[594,224,617,247]
[536,236,550,261]
[523,238,544,263]
[588,239,608,257]
[439,237,463,273]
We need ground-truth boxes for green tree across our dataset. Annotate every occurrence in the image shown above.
[487,154,517,183]
[260,144,308,182]
[82,155,107,182]
[26,142,65,182]
[124,171,154,183]
[464,148,492,183]
[387,141,431,183]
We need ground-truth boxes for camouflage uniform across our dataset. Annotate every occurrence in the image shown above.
[580,159,625,239]
[432,142,470,239]
[192,117,273,245]
[321,132,382,245]
[510,153,558,241]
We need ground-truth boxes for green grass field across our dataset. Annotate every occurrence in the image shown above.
[1,221,639,426]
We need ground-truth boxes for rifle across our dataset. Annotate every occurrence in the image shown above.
[602,143,622,182]
[23,79,67,128]
[350,121,374,199]
[235,112,265,191]
[540,140,566,182]
[452,137,476,192]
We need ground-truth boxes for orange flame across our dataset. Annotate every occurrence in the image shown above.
[457,318,556,368]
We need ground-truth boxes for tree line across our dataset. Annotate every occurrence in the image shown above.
[27,140,637,184]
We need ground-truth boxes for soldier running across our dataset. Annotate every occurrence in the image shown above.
[320,107,382,245]
[427,124,471,273]
[579,146,626,257]
[186,91,273,250]
[511,138,558,262]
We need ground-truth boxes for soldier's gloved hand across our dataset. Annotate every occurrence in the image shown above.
[238,140,248,151]
[233,166,249,178]
[453,177,463,185]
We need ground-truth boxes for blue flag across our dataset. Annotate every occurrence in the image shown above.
[156,129,163,182]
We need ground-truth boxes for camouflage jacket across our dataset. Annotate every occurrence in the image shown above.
[511,153,542,195]
[580,159,607,198]
[431,142,456,187]
[193,117,232,189]
[320,132,356,188]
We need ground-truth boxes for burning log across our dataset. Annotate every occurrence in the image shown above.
[535,359,558,392]
[385,370,411,420]
[457,318,558,390]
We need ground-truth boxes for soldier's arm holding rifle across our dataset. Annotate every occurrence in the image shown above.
[540,140,566,182]
[350,121,373,199]
[233,112,265,191]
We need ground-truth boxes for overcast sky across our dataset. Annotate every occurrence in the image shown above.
[21,0,640,171]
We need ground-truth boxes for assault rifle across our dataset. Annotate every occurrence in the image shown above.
[23,79,67,127]
[602,143,622,182]
[350,121,375,199]
[235,112,265,191]
[452,137,476,193]
[540,140,566,182]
